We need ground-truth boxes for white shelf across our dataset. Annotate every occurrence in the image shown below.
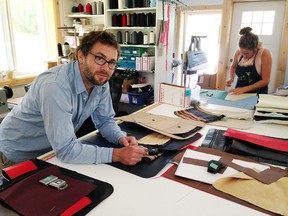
[119,44,156,48]
[117,67,154,73]
[66,13,104,18]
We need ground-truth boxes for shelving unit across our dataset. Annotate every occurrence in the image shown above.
[104,3,158,94]
[57,0,177,102]
[58,0,105,48]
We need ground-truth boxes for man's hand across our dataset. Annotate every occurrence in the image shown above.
[119,136,138,147]
[112,146,147,165]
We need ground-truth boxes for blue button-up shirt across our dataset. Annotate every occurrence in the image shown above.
[0,61,126,164]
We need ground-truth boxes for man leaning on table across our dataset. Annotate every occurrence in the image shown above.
[0,31,147,170]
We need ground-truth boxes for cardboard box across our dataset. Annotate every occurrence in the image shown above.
[198,74,216,89]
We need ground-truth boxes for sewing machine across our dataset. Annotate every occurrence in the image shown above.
[0,86,13,123]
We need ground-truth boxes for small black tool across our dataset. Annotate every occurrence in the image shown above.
[207,160,225,174]
[148,147,159,155]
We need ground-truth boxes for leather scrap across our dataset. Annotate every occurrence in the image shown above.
[117,112,205,140]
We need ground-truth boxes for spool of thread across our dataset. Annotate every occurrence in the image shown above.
[112,14,117,26]
[72,6,78,13]
[144,0,149,7]
[135,0,142,7]
[57,43,63,56]
[143,34,148,45]
[118,0,124,9]
[92,2,97,14]
[130,13,136,27]
[138,31,143,44]
[149,31,155,45]
[126,0,134,8]
[97,1,103,14]
[109,0,118,9]
[131,31,137,45]
[122,14,127,26]
[152,13,156,26]
[124,31,129,44]
[146,12,153,26]
[63,42,70,57]
[117,31,123,44]
[86,3,92,14]
[139,13,145,26]
[117,14,122,27]
[135,13,139,26]
[126,13,131,26]
[77,3,84,12]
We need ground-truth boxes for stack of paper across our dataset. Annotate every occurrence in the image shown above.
[254,94,288,125]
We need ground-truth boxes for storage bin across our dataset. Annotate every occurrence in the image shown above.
[118,61,136,69]
[127,89,153,105]
[119,56,136,61]
[121,47,147,57]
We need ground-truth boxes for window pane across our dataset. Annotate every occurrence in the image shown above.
[252,11,263,23]
[241,9,275,36]
[263,11,275,23]
[9,0,48,74]
[251,23,262,35]
[262,23,273,35]
[241,11,252,23]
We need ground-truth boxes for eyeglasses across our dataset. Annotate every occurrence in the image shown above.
[89,52,118,70]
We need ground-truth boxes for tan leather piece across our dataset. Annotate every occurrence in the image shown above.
[213,172,288,216]
[138,132,170,145]
[117,112,205,140]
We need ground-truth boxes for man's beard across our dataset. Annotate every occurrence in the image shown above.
[83,61,110,86]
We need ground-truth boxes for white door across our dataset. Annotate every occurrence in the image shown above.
[226,1,286,93]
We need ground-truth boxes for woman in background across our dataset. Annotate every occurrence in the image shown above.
[226,27,272,94]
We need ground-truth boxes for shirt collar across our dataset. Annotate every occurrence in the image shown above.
[73,61,87,94]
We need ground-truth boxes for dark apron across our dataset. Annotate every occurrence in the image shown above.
[235,56,268,94]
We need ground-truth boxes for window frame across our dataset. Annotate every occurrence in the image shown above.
[0,0,58,80]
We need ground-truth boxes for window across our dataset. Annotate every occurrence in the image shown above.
[0,0,57,77]
[184,11,222,75]
[241,10,275,35]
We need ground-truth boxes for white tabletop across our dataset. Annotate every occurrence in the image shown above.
[43,102,286,216]
[45,123,268,216]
